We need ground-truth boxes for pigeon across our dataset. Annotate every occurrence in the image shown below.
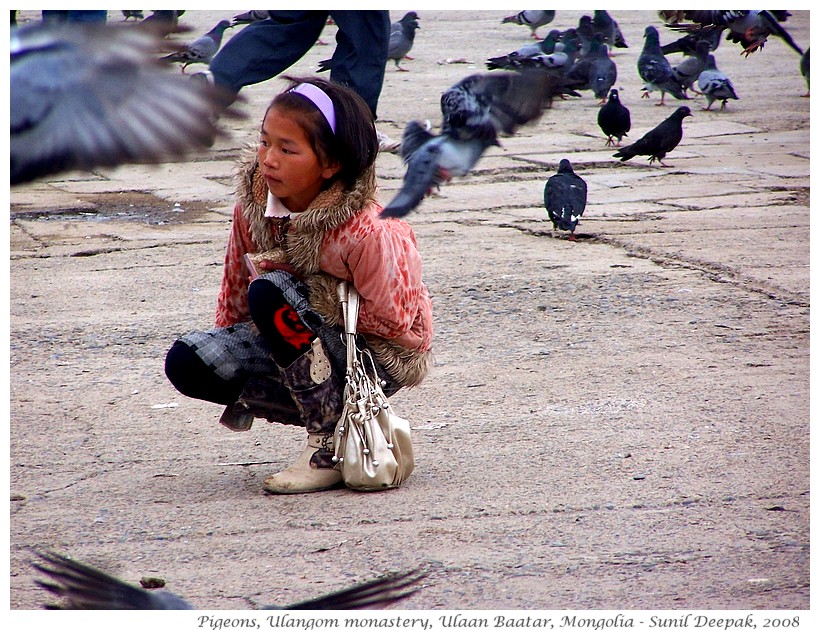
[663,10,803,57]
[544,159,588,241]
[121,10,144,21]
[388,11,420,71]
[489,35,578,75]
[140,10,185,29]
[10,21,240,186]
[638,25,688,105]
[32,549,424,610]
[382,71,559,218]
[597,89,631,146]
[613,105,692,166]
[661,27,722,56]
[486,29,562,70]
[502,10,556,40]
[591,10,617,49]
[564,33,617,102]
[231,10,274,26]
[697,54,739,111]
[576,15,596,57]
[161,19,232,72]
[800,48,810,96]
[670,39,711,95]
[612,18,628,49]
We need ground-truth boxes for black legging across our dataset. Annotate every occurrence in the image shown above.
[164,340,245,405]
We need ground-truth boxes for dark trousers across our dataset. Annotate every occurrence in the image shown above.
[209,10,390,118]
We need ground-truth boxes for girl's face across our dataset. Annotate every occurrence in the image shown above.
[258,106,340,213]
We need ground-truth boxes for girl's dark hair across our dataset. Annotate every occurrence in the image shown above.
[266,75,378,190]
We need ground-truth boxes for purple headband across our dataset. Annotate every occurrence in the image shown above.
[289,83,337,134]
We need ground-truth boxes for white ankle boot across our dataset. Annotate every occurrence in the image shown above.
[263,433,342,494]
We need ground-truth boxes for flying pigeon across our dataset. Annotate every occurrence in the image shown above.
[697,54,739,111]
[32,549,424,610]
[613,105,692,166]
[800,48,810,96]
[10,21,240,186]
[662,10,803,57]
[388,11,420,71]
[544,159,588,241]
[638,25,688,105]
[670,39,711,95]
[564,33,617,102]
[161,19,232,72]
[502,10,556,40]
[597,89,631,146]
[381,71,559,218]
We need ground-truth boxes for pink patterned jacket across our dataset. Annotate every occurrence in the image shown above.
[214,155,433,387]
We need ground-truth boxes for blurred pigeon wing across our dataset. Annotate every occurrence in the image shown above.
[33,549,423,611]
[280,570,425,610]
[32,549,193,609]
[10,23,236,185]
[443,72,554,141]
[400,120,436,162]
[381,140,443,218]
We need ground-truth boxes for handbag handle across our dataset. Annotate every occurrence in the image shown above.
[337,281,361,372]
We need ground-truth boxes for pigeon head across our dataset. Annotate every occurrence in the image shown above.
[644,25,660,44]
[557,158,574,174]
[673,106,693,119]
[608,89,620,101]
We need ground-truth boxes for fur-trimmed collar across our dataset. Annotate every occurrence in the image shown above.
[234,147,377,274]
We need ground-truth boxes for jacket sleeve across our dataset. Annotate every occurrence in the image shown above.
[345,222,428,348]
[215,203,256,328]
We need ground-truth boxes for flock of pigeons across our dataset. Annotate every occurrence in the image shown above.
[382,9,809,241]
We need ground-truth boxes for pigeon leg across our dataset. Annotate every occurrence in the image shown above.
[641,89,651,99]
[569,233,577,242]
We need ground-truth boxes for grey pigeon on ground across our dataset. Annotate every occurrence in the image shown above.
[613,105,692,166]
[663,10,802,57]
[161,19,232,72]
[661,27,722,56]
[612,17,628,49]
[544,158,588,241]
[564,33,617,102]
[638,25,688,105]
[32,549,424,610]
[591,10,617,49]
[231,10,273,26]
[388,11,420,71]
[576,15,595,57]
[10,21,239,186]
[486,29,562,70]
[140,10,185,29]
[670,39,711,95]
[502,10,556,40]
[800,48,810,96]
[597,89,631,146]
[382,71,559,218]
[697,54,739,111]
